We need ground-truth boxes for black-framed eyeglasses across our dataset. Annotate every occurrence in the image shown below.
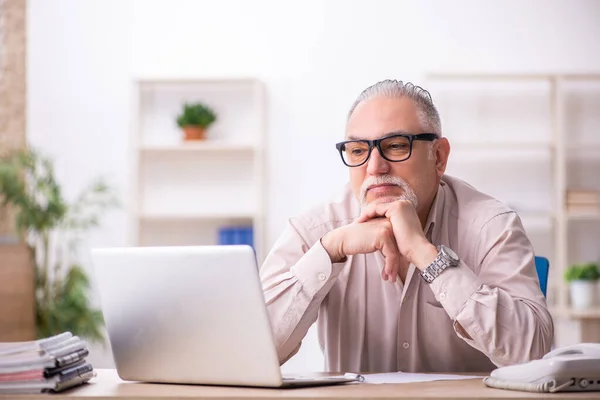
[335,133,438,167]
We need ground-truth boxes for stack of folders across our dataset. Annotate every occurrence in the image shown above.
[218,226,254,247]
[0,332,95,394]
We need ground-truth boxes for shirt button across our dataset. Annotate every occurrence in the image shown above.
[330,276,337,283]
[440,293,447,300]
[318,273,327,281]
[402,342,410,349]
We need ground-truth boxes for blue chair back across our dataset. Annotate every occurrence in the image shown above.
[534,256,549,298]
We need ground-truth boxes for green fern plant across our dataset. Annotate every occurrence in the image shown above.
[176,103,217,128]
[564,263,600,282]
[0,147,118,343]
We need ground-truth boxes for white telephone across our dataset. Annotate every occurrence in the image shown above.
[484,343,600,393]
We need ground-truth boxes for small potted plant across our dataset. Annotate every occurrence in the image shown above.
[176,102,217,141]
[564,262,600,309]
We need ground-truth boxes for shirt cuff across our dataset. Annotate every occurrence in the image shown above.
[290,240,345,297]
[428,260,481,320]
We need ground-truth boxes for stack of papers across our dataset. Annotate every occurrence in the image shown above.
[0,332,95,394]
[346,371,484,384]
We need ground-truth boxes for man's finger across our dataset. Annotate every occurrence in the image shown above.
[380,232,400,283]
[357,203,391,223]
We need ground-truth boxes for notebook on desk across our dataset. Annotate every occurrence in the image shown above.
[91,245,359,388]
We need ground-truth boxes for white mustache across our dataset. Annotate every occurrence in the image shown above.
[359,175,418,208]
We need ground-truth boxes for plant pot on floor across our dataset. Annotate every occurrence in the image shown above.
[570,280,597,309]
[182,126,206,141]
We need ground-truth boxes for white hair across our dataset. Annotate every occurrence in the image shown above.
[347,79,442,136]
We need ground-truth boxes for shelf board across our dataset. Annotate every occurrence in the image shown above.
[567,308,600,319]
[552,307,600,319]
[136,76,259,85]
[566,211,600,221]
[566,144,600,155]
[138,212,257,221]
[427,72,600,80]
[450,142,552,151]
[140,142,258,153]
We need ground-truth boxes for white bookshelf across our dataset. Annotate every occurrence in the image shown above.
[140,142,257,153]
[426,72,600,343]
[128,78,267,263]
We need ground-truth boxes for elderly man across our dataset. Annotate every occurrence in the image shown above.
[259,79,553,373]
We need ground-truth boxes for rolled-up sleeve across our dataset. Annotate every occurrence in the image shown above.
[260,219,346,364]
[428,211,554,366]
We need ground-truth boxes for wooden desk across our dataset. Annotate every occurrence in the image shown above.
[3,369,600,400]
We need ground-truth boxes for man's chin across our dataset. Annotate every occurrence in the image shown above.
[365,195,400,206]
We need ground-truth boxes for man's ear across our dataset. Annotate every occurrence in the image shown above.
[435,138,450,178]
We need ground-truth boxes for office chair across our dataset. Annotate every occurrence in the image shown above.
[534,256,549,298]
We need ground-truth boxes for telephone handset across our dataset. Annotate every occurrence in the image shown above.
[483,343,600,393]
[543,343,600,359]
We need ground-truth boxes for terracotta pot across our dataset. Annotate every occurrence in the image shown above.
[182,126,207,141]
[0,243,36,341]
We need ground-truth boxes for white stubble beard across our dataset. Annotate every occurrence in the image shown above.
[359,175,419,210]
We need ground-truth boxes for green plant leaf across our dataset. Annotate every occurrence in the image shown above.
[1,147,116,343]
[564,262,600,282]
[36,263,105,344]
[176,102,217,128]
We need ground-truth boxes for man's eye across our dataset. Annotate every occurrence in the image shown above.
[351,148,365,155]
[389,143,408,150]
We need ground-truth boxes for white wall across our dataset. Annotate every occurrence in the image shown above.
[28,0,600,371]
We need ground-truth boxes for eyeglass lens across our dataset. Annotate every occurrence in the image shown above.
[341,135,411,166]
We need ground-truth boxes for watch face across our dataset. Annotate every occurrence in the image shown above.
[441,245,459,263]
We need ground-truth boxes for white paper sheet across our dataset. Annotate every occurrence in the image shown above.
[345,372,484,384]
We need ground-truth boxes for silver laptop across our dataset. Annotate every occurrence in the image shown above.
[91,245,359,388]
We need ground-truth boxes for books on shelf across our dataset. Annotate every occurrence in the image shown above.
[0,332,95,394]
[565,189,599,213]
[219,226,254,248]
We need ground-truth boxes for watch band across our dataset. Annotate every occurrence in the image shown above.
[420,245,459,283]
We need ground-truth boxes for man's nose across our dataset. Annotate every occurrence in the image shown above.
[366,146,390,175]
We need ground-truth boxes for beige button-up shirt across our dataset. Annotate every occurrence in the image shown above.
[260,175,554,373]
